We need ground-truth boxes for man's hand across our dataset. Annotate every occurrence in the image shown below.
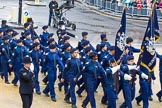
[73,78,77,82]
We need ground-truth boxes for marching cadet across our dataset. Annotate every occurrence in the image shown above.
[96,34,111,52]
[0,28,4,45]
[30,42,42,95]
[10,32,19,51]
[97,43,108,63]
[119,55,148,108]
[61,48,82,108]
[40,26,50,47]
[81,52,105,108]
[43,44,64,102]
[58,43,71,93]
[21,22,30,40]
[11,39,28,86]
[79,40,92,57]
[19,56,34,108]
[156,53,162,102]
[27,18,38,38]
[57,30,66,44]
[78,32,95,52]
[1,20,10,34]
[5,28,13,39]
[126,37,140,55]
[76,47,92,97]
[0,36,12,84]
[23,31,32,51]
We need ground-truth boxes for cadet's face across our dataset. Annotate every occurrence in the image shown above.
[67,46,71,51]
[127,59,134,65]
[72,51,79,57]
[111,62,116,67]
[18,42,22,46]
[50,48,56,52]
[24,63,31,69]
[83,35,88,39]
[110,50,115,55]
[103,46,107,50]
[0,32,3,36]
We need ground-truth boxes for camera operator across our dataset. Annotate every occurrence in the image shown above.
[48,0,58,26]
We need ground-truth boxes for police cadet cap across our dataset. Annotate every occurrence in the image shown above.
[49,44,56,49]
[24,22,30,28]
[17,39,22,43]
[48,33,54,38]
[2,20,7,24]
[60,30,66,35]
[62,43,70,49]
[63,36,70,41]
[109,58,116,63]
[82,40,89,46]
[100,43,106,48]
[126,55,134,61]
[100,34,106,38]
[120,65,129,73]
[24,31,31,36]
[12,32,19,37]
[89,52,97,59]
[48,38,55,44]
[126,37,133,43]
[6,28,12,33]
[84,47,91,53]
[82,32,88,36]
[2,36,9,40]
[33,42,40,48]
[23,56,32,64]
[42,25,48,30]
[32,36,38,40]
[58,21,64,25]
[108,46,115,50]
[70,48,78,54]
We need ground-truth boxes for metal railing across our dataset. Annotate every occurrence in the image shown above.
[84,0,162,18]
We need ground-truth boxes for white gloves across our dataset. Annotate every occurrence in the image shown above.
[75,36,79,38]
[111,65,120,74]
[30,63,34,72]
[127,65,137,70]
[124,74,132,80]
[141,73,148,79]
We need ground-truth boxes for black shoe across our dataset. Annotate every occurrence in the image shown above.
[1,75,3,79]
[72,105,77,108]
[77,84,80,88]
[51,97,56,102]
[5,81,10,84]
[36,91,41,95]
[77,93,82,97]
[148,96,153,101]
[101,101,108,105]
[64,98,72,104]
[116,95,119,99]
[157,95,162,102]
[43,91,49,97]
[135,98,141,106]
[81,104,86,108]
[14,84,18,86]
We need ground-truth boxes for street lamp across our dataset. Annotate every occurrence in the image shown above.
[18,0,22,25]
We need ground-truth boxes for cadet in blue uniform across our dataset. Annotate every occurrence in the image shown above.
[156,53,162,102]
[1,20,10,34]
[23,31,32,51]
[27,18,38,39]
[78,32,95,52]
[43,44,64,101]
[19,57,34,108]
[97,43,108,63]
[62,48,82,108]
[10,32,19,51]
[5,28,13,39]
[11,39,28,86]
[58,43,71,93]
[40,26,50,47]
[0,28,4,45]
[21,23,30,40]
[126,37,140,56]
[96,34,111,52]
[0,36,12,84]
[120,55,148,108]
[30,42,42,95]
[81,52,105,108]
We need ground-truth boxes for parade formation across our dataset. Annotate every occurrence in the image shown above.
[0,0,162,108]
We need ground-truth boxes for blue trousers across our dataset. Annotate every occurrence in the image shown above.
[107,86,116,108]
[12,63,22,84]
[1,60,9,82]
[33,65,40,92]
[43,70,56,98]
[136,80,149,108]
[82,77,96,108]
[65,74,76,105]
[121,82,132,108]
[76,83,85,95]
[48,11,53,26]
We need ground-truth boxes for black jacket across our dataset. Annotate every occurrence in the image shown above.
[19,67,34,94]
[49,1,58,12]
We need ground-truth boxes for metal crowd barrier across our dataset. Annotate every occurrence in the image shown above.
[84,0,162,18]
